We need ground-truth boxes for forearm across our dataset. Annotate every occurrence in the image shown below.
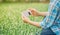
[38,12,49,16]
[27,20,40,27]
[28,8,49,17]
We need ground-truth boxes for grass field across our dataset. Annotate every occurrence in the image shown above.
[0,3,48,35]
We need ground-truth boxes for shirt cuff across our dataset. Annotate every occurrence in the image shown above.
[40,21,45,28]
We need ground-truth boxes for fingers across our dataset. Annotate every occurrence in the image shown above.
[28,8,36,11]
[21,12,26,19]
[22,15,29,23]
[22,15,27,20]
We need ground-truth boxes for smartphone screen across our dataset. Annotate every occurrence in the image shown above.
[22,11,30,17]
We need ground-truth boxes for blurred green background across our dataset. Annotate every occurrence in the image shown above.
[0,0,49,35]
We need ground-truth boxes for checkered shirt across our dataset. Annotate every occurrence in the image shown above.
[40,0,60,35]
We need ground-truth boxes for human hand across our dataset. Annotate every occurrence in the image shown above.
[22,15,30,23]
[28,8,39,16]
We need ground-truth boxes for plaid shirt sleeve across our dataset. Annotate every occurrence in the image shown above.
[40,0,60,29]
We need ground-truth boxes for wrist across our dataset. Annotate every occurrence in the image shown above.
[27,20,32,23]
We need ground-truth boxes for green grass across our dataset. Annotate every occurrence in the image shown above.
[0,3,48,35]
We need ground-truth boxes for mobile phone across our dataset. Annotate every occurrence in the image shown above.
[22,10,31,17]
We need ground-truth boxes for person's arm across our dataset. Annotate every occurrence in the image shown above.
[36,12,49,17]
[28,8,49,17]
[22,16,40,27]
[28,20,40,27]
